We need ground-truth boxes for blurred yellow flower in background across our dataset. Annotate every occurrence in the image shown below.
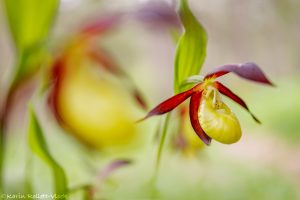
[48,37,140,150]
[57,63,136,149]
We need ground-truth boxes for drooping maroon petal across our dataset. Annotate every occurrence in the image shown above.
[205,62,274,86]
[138,87,196,122]
[48,56,65,124]
[132,89,148,110]
[189,92,211,145]
[215,81,261,124]
[48,55,81,135]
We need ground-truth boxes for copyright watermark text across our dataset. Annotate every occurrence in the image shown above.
[0,193,68,199]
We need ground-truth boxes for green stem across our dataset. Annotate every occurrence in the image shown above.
[0,43,37,192]
[0,104,8,193]
[154,113,171,181]
[24,147,33,194]
[0,84,15,192]
[0,99,10,192]
[0,123,4,193]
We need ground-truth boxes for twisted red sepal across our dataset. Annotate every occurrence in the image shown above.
[138,87,195,122]
[189,92,211,145]
[215,81,261,124]
[205,62,274,86]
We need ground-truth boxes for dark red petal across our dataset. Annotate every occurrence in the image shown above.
[132,89,148,110]
[189,92,211,145]
[48,56,80,134]
[138,87,195,122]
[205,62,274,86]
[47,56,74,130]
[215,81,261,124]
[48,56,65,122]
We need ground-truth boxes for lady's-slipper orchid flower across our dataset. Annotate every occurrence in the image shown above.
[141,62,274,145]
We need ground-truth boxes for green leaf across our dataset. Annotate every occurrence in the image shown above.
[4,0,59,84]
[28,106,68,199]
[4,0,59,52]
[174,0,207,93]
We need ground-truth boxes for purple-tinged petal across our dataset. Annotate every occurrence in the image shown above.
[189,92,211,145]
[205,62,274,86]
[134,2,180,29]
[215,81,261,124]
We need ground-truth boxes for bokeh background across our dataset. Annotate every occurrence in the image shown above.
[0,0,300,199]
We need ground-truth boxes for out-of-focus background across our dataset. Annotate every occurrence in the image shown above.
[1,0,300,199]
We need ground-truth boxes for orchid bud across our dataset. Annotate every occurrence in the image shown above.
[199,88,242,144]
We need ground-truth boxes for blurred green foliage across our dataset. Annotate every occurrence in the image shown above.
[28,107,67,198]
[4,0,59,84]
[251,77,300,142]
[96,151,300,200]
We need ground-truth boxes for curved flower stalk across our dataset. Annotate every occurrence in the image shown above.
[141,62,274,145]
